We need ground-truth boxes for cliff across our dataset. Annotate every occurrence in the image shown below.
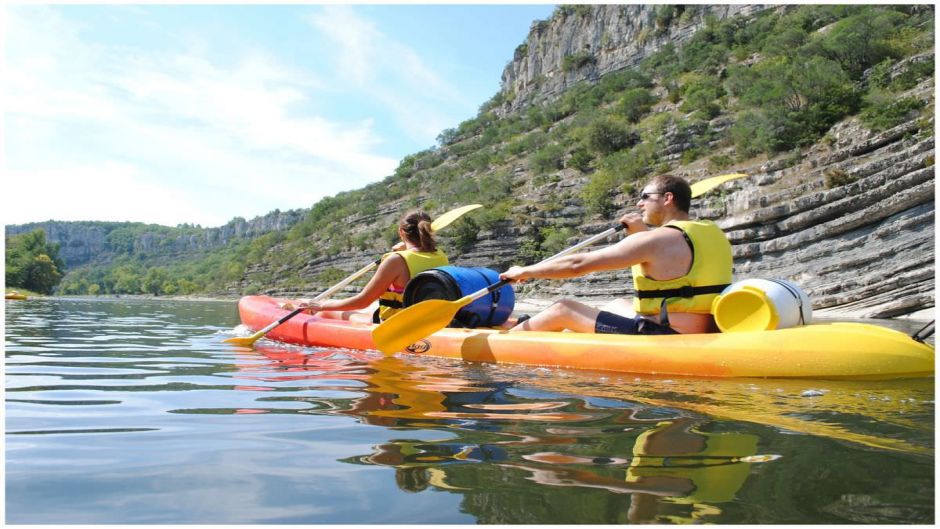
[6,209,303,268]
[498,5,769,115]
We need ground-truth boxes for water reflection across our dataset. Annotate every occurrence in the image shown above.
[239,345,775,523]
[6,299,932,523]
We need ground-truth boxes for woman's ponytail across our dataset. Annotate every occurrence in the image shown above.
[416,219,435,252]
[400,210,437,252]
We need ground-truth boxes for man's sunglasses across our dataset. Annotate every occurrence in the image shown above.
[639,192,664,201]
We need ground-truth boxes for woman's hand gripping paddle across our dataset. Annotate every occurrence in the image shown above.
[372,172,748,354]
[224,204,483,347]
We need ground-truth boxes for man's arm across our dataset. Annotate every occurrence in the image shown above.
[501,229,662,282]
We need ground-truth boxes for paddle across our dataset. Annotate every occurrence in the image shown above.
[224,204,483,347]
[689,172,747,197]
[372,172,748,354]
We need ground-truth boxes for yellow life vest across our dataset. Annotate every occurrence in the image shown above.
[632,220,732,315]
[377,249,449,321]
[626,421,759,505]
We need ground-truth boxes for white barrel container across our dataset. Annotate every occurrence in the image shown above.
[711,278,812,333]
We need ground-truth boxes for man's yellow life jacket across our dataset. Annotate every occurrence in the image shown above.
[632,220,732,316]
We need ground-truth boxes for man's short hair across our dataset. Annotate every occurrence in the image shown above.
[650,174,691,212]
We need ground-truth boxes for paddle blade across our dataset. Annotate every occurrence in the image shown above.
[431,204,482,232]
[690,173,748,197]
[372,297,471,354]
[223,331,265,347]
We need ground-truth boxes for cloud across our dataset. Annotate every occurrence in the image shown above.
[4,162,208,226]
[3,5,400,227]
[305,5,472,144]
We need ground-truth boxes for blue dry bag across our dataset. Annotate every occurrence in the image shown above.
[403,266,515,328]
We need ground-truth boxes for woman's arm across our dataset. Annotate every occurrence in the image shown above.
[301,255,408,313]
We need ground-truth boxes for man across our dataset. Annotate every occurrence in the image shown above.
[500,174,732,335]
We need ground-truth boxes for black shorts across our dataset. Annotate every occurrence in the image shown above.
[594,311,678,336]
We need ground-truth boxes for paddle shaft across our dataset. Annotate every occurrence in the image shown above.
[462,224,626,305]
[248,259,381,336]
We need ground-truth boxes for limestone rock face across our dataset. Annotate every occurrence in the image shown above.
[6,209,304,267]
[497,5,767,116]
[5,222,110,268]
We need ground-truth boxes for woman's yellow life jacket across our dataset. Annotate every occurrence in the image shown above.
[631,220,732,316]
[377,249,449,321]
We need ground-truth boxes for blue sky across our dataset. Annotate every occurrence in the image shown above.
[3,3,557,227]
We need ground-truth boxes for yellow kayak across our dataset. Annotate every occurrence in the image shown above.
[5,292,28,300]
[235,295,934,380]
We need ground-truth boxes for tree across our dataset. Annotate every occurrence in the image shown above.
[586,116,639,155]
[619,88,657,123]
[26,254,62,294]
[5,229,64,294]
[815,9,905,79]
[727,55,860,154]
[142,268,170,296]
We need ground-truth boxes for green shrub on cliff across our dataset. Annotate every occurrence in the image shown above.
[860,92,926,132]
[619,88,657,123]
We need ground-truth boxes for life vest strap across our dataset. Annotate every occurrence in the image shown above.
[636,284,729,300]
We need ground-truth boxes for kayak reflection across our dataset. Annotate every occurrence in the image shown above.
[500,417,767,523]
[240,345,775,522]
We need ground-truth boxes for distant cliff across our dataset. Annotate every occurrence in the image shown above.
[5,209,303,268]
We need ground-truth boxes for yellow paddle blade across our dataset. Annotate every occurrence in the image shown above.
[372,296,474,354]
[690,173,748,198]
[223,333,264,346]
[431,204,482,232]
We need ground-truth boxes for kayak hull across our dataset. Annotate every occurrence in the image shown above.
[236,296,934,380]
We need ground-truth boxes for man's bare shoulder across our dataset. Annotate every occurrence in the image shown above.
[626,225,686,245]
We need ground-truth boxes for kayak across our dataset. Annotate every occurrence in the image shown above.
[5,293,27,300]
[235,295,934,380]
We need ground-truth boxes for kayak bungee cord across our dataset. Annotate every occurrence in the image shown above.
[911,320,935,343]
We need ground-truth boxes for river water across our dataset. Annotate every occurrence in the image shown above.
[4,297,934,524]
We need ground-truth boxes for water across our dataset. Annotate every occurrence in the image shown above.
[5,297,934,524]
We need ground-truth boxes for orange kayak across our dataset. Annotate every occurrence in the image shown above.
[235,295,934,380]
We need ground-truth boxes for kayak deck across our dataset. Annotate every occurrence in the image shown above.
[236,296,934,380]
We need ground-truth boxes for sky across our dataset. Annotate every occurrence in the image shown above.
[2,2,557,228]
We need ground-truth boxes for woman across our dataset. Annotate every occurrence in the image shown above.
[283,210,449,323]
